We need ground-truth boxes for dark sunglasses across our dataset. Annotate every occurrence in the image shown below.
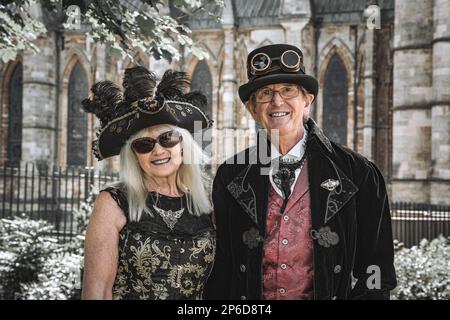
[131,130,183,154]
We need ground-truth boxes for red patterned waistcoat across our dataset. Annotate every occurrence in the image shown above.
[262,161,314,300]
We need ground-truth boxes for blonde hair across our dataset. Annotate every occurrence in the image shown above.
[111,125,212,222]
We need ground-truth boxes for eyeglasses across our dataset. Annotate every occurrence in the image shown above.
[131,130,183,154]
[254,85,301,103]
[250,50,304,76]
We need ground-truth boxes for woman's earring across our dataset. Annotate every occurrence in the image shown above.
[181,149,184,156]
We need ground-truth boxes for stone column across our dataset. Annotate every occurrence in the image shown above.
[214,0,236,168]
[0,60,4,163]
[392,0,434,203]
[221,27,236,128]
[21,35,58,165]
[363,28,376,161]
[431,0,450,204]
[220,1,236,128]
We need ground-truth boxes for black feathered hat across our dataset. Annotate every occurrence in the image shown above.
[82,66,213,161]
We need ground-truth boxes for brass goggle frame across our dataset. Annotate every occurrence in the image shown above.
[250,50,303,76]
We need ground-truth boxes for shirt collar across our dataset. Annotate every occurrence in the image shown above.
[270,129,308,161]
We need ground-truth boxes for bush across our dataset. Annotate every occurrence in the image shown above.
[0,215,62,299]
[392,235,450,300]
[0,215,84,300]
[20,254,83,300]
[0,187,99,300]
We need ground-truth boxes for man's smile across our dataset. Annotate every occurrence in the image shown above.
[269,111,290,118]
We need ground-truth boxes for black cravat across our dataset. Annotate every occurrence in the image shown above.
[272,154,306,213]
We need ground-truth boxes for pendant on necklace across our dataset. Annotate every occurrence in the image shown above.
[152,205,184,230]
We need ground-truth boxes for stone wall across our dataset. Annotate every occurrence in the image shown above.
[431,0,450,203]
[392,0,450,204]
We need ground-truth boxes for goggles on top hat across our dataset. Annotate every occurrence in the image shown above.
[249,50,305,77]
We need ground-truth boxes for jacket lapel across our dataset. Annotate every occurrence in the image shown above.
[226,148,270,232]
[322,160,359,224]
[306,119,359,227]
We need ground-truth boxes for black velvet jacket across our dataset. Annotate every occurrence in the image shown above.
[204,119,397,300]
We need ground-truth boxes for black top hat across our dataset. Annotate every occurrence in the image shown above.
[238,44,319,102]
[82,66,213,161]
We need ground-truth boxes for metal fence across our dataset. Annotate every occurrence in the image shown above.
[0,162,118,241]
[1,162,450,246]
[391,202,450,248]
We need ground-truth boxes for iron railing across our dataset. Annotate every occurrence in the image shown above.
[0,162,118,242]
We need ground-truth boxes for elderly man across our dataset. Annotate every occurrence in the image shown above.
[205,44,397,300]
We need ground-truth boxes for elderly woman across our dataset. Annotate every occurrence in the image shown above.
[81,67,215,300]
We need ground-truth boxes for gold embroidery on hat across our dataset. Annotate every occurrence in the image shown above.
[127,118,134,130]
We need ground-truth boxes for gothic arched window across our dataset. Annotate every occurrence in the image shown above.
[190,60,213,120]
[67,62,88,166]
[323,54,348,145]
[7,62,23,163]
[190,60,213,153]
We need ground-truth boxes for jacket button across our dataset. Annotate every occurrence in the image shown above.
[240,296,246,300]
[282,239,289,245]
[240,264,246,272]
[280,263,287,270]
[334,265,341,274]
[332,295,337,300]
[279,288,286,294]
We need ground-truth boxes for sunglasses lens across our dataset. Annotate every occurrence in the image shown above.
[159,131,182,148]
[132,138,155,154]
[132,131,182,154]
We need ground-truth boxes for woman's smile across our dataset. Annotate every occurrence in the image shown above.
[151,157,171,165]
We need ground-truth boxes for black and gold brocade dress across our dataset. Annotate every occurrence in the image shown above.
[101,187,216,300]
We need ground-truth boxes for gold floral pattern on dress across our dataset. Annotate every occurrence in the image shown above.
[167,263,205,297]
[131,278,151,299]
[152,281,169,300]
[190,237,216,263]
[112,229,215,300]
[113,265,130,299]
[129,237,154,278]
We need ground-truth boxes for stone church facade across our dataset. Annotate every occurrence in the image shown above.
[0,0,449,204]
